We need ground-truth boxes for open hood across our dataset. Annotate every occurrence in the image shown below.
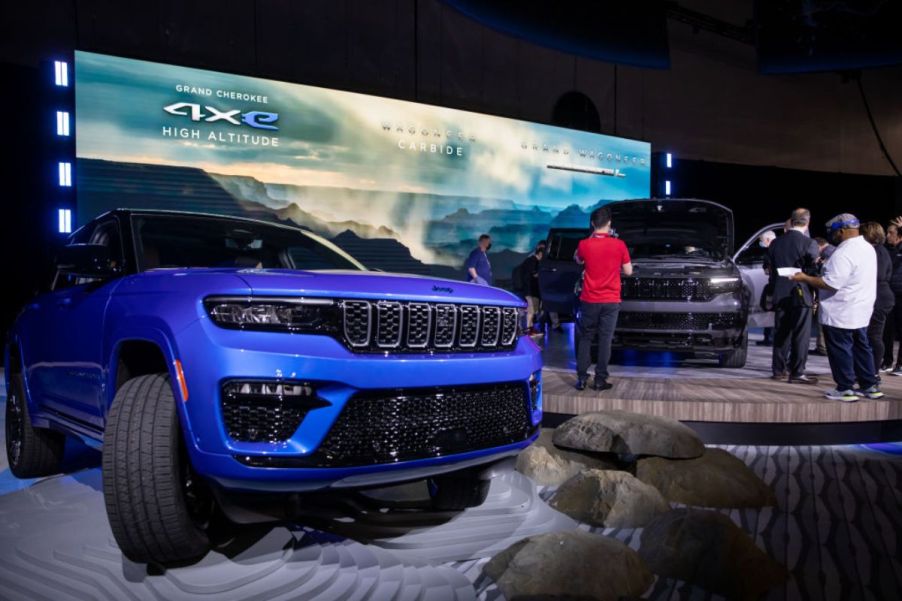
[609,199,734,261]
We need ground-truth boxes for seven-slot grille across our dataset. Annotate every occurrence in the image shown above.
[621,277,714,302]
[341,300,519,352]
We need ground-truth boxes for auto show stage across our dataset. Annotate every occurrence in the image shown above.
[539,326,902,444]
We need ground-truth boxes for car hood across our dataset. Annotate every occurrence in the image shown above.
[628,258,739,278]
[609,198,734,259]
[134,268,524,306]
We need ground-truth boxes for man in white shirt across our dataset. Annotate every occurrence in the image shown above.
[791,213,882,401]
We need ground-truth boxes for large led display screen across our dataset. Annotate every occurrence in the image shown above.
[74,51,650,284]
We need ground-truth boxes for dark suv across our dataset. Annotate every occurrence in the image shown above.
[539,199,749,367]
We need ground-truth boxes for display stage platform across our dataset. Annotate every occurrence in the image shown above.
[539,326,902,443]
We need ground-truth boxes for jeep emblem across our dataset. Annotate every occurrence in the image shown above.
[432,285,453,293]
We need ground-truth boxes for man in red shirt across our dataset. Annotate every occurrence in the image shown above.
[574,205,633,390]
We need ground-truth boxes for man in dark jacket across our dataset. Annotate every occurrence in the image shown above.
[886,220,902,375]
[520,246,544,332]
[764,208,820,384]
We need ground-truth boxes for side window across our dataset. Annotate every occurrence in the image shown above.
[89,219,124,269]
[735,229,782,266]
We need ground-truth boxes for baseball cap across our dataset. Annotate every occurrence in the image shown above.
[825,213,860,232]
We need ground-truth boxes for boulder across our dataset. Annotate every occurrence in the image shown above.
[550,469,669,528]
[484,530,653,601]
[639,509,788,600]
[552,410,705,459]
[516,429,619,487]
[636,448,776,508]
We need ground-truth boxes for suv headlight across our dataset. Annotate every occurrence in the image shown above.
[204,296,341,333]
[708,277,741,294]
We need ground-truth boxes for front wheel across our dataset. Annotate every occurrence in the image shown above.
[428,467,491,511]
[102,373,215,565]
[5,373,65,478]
[718,332,749,368]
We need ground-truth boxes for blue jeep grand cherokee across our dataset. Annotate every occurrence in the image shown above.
[4,210,542,564]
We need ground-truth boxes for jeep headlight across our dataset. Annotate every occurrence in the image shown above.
[204,296,341,333]
[708,277,741,294]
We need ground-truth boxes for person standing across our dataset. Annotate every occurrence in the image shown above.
[464,234,493,286]
[757,230,777,347]
[859,222,894,381]
[764,208,820,384]
[885,220,902,375]
[574,206,633,391]
[521,246,544,333]
[791,214,883,401]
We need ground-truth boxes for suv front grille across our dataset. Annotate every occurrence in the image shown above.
[621,278,714,302]
[342,300,519,353]
[617,311,742,331]
[236,383,534,467]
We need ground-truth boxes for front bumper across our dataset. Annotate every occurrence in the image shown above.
[173,317,543,492]
[612,297,746,354]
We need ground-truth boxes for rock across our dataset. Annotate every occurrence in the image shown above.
[484,530,653,601]
[639,509,788,600]
[550,469,669,528]
[636,448,776,508]
[516,429,619,486]
[552,410,705,459]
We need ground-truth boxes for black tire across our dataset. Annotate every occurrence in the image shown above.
[5,373,65,478]
[428,468,491,511]
[102,373,214,565]
[719,332,749,368]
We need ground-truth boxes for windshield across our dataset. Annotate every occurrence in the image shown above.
[546,229,590,261]
[611,202,732,260]
[131,214,365,272]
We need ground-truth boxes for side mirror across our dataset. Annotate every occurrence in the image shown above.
[57,244,117,278]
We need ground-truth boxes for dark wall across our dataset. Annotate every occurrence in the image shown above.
[1,63,59,342]
[672,159,901,244]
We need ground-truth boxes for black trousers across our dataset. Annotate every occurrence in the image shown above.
[868,306,890,375]
[772,300,812,378]
[886,297,902,368]
[577,301,620,383]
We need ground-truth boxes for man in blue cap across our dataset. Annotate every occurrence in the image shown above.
[791,213,883,401]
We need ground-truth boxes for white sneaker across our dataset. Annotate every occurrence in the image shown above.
[824,389,859,402]
[857,386,885,400]
[892,367,902,377]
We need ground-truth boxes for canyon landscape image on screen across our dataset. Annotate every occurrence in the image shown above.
[74,51,651,283]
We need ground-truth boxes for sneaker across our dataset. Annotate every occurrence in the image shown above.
[892,367,902,377]
[856,385,885,400]
[592,380,613,391]
[575,377,587,391]
[880,365,893,373]
[788,375,819,385]
[824,389,859,402]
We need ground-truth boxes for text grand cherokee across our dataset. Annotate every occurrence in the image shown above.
[4,210,542,565]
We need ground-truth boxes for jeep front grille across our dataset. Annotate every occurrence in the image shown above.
[341,300,519,353]
[616,311,742,331]
[621,278,714,302]
[236,382,534,467]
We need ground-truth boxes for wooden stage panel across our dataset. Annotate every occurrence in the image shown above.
[541,368,902,423]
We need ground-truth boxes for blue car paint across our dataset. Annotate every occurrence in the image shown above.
[6,214,542,494]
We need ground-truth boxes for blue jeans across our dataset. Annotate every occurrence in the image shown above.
[822,325,877,391]
[577,301,620,383]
